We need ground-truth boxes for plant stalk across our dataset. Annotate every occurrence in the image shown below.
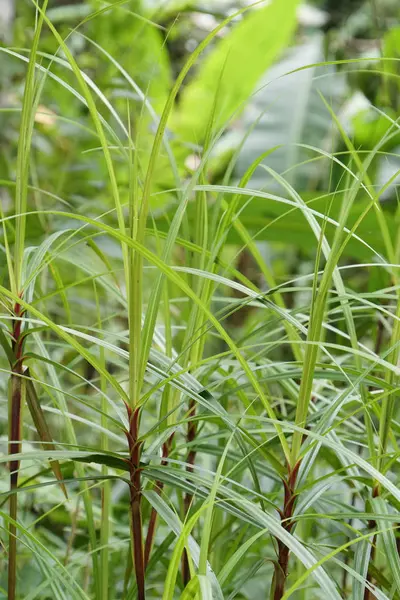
[271,460,301,600]
[8,297,25,600]
[126,405,145,600]
[182,400,198,586]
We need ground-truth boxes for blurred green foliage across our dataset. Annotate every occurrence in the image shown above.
[1,0,399,232]
[1,1,400,598]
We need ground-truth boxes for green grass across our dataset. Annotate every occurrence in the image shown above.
[2,1,400,599]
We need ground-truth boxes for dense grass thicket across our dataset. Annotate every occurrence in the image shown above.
[1,0,400,598]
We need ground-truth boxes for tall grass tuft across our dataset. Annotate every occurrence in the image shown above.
[2,1,400,599]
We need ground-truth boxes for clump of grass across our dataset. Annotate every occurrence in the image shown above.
[2,2,400,600]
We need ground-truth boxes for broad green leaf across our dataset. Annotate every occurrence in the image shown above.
[173,0,301,143]
[236,35,347,189]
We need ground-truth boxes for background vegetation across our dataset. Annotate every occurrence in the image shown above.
[1,0,400,598]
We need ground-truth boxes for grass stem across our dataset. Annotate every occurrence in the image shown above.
[271,460,301,600]
[8,297,25,600]
[126,405,145,600]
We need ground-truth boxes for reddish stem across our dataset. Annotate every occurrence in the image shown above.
[8,296,25,600]
[272,460,301,600]
[182,400,197,586]
[126,406,145,600]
